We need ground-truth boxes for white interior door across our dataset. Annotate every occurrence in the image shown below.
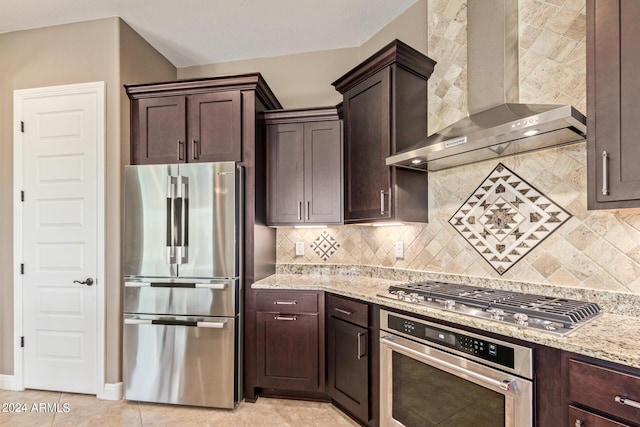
[19,84,103,394]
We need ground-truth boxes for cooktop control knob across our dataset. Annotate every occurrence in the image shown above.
[488,309,505,320]
[396,291,406,301]
[409,293,421,303]
[444,300,456,310]
[514,313,529,326]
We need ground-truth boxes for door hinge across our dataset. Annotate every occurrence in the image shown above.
[21,190,24,202]
[20,264,24,275]
[20,121,24,133]
[20,337,24,348]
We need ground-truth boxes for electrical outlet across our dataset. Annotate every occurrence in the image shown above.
[395,241,404,259]
[295,241,304,256]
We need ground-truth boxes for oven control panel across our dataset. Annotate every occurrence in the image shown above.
[388,315,515,369]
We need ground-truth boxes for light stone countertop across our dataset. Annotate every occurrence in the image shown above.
[253,272,640,370]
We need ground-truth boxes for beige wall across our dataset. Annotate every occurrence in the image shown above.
[0,17,119,377]
[179,0,429,109]
[0,18,175,381]
[114,20,176,382]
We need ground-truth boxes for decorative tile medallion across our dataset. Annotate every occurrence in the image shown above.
[310,231,341,261]
[449,163,572,275]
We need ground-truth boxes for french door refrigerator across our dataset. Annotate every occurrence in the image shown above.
[123,161,242,409]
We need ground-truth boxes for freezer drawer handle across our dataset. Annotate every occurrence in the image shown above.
[125,282,151,287]
[196,321,227,329]
[124,319,152,325]
[195,283,227,290]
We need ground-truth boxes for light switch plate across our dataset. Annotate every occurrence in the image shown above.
[395,241,404,259]
[295,241,304,256]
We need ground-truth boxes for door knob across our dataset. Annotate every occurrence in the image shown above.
[73,278,94,286]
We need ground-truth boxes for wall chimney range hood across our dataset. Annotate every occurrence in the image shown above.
[387,0,586,171]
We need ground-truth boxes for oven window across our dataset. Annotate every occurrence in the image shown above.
[392,352,505,426]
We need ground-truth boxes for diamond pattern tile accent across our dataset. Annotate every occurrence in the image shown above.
[310,231,341,261]
[449,163,572,275]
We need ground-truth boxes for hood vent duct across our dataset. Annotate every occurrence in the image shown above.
[386,0,586,171]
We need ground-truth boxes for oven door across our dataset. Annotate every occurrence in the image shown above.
[380,333,532,427]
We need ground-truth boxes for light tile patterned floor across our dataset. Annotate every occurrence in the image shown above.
[0,389,359,427]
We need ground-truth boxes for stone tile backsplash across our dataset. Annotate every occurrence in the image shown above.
[277,1,640,294]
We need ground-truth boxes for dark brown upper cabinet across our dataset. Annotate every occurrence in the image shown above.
[265,107,343,226]
[333,39,436,224]
[125,76,275,165]
[587,0,640,209]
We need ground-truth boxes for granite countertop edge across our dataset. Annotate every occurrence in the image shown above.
[252,272,640,370]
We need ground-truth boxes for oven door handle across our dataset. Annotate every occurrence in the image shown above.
[381,336,515,392]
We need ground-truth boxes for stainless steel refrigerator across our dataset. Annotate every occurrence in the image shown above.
[123,162,242,409]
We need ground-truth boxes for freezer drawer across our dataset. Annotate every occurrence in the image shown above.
[123,278,238,317]
[123,314,237,408]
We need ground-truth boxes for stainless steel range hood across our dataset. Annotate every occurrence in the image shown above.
[387,0,586,171]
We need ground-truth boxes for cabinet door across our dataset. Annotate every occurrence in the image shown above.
[569,406,630,427]
[589,0,640,208]
[304,121,343,224]
[188,91,241,162]
[267,123,304,224]
[327,316,369,422]
[132,96,186,165]
[343,67,392,222]
[255,312,322,392]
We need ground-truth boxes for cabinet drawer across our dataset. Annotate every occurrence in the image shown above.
[255,291,319,314]
[327,293,368,328]
[569,359,640,424]
[569,405,630,427]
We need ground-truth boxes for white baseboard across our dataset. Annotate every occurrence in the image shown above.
[0,374,18,391]
[101,382,123,400]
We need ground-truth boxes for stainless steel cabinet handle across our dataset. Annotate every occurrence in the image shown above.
[273,300,297,305]
[192,139,199,160]
[380,190,385,215]
[602,150,609,196]
[298,201,302,221]
[357,332,366,360]
[274,315,297,321]
[307,201,310,220]
[177,140,185,161]
[334,308,352,316]
[615,395,640,409]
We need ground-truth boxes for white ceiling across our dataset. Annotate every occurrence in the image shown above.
[0,0,419,67]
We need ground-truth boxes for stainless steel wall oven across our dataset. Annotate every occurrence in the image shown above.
[380,309,533,427]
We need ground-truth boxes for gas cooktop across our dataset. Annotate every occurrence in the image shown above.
[379,281,601,336]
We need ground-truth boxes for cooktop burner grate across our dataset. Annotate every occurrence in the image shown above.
[387,281,601,327]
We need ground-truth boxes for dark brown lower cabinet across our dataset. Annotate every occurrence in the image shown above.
[327,316,369,421]
[326,293,376,426]
[254,290,325,394]
[566,355,640,427]
[569,406,630,427]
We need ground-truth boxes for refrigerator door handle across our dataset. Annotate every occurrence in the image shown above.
[174,175,188,264]
[166,176,177,264]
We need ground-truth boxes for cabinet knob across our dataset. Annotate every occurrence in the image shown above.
[574,419,583,427]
